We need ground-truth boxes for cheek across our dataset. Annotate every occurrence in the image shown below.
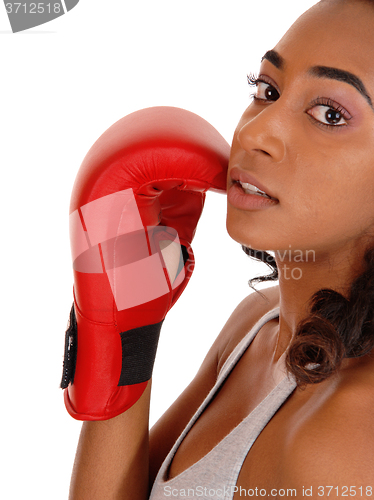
[282,153,374,246]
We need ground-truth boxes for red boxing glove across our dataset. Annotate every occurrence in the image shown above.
[61,106,229,421]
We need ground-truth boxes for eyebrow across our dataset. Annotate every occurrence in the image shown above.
[309,66,373,108]
[261,50,284,70]
[261,49,373,109]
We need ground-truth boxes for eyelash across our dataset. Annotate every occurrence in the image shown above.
[247,73,277,102]
[308,97,351,130]
[246,73,352,130]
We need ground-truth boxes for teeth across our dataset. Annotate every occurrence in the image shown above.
[239,181,269,198]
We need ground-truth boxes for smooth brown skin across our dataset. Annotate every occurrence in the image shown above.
[69,1,374,498]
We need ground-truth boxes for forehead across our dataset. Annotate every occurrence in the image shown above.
[273,1,374,79]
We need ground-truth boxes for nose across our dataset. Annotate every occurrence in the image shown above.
[236,105,286,163]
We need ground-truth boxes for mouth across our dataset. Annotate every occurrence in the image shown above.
[236,180,274,200]
[229,167,278,202]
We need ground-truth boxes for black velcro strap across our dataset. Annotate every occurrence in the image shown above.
[118,321,163,386]
[60,304,78,389]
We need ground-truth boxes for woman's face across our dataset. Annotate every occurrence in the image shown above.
[227,0,374,258]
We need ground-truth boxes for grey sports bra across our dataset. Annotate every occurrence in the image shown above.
[149,307,297,500]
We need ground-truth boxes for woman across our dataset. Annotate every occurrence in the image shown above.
[68,0,374,497]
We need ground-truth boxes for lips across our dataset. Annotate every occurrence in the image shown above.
[230,166,278,201]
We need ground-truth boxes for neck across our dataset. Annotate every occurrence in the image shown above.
[272,242,368,361]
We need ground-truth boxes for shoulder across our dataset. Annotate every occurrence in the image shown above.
[283,358,374,488]
[214,284,280,373]
[149,285,279,480]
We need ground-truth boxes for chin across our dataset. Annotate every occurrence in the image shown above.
[226,213,268,251]
[226,206,273,250]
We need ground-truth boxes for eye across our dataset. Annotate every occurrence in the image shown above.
[307,98,352,128]
[256,81,280,102]
[247,74,280,103]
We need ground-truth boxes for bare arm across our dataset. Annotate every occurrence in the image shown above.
[69,383,151,500]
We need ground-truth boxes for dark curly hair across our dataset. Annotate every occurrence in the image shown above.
[243,245,374,386]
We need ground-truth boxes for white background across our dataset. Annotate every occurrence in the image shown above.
[0,1,317,498]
